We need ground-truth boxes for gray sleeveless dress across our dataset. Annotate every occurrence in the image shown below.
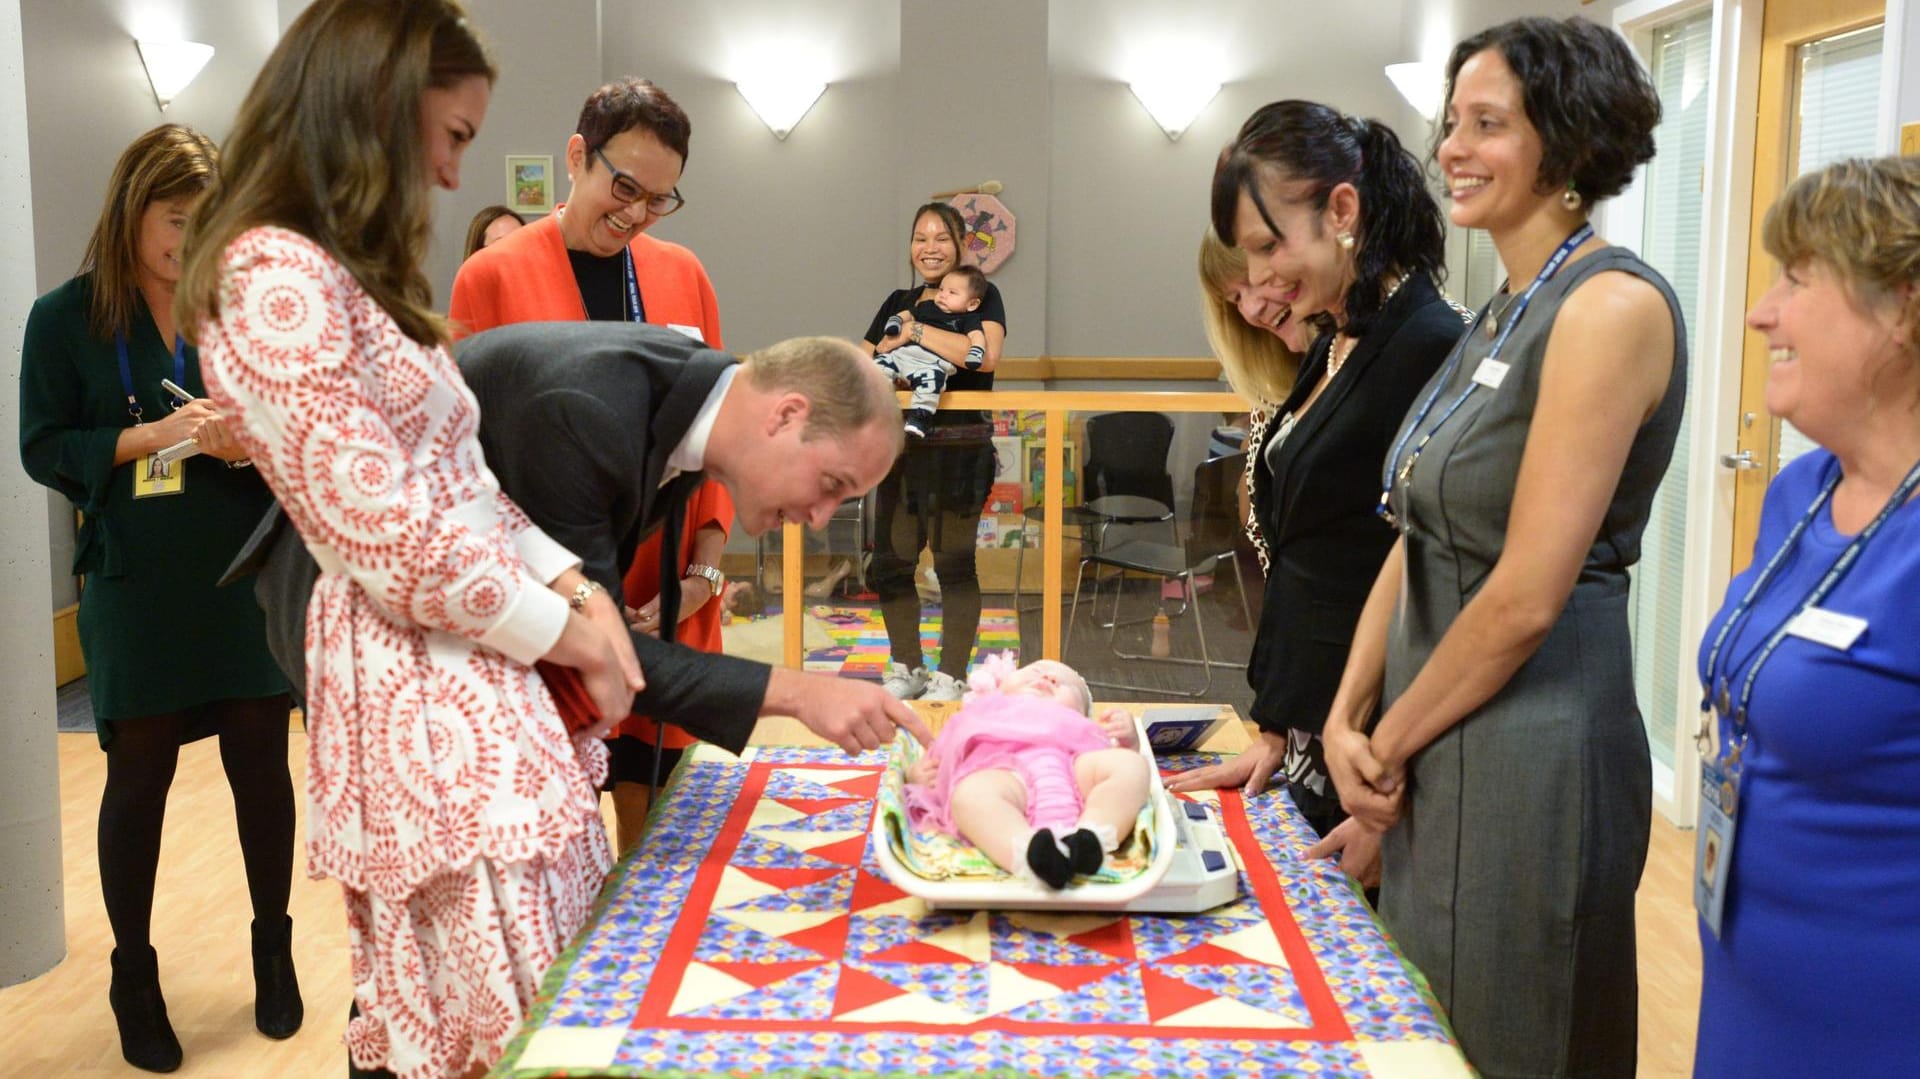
[1377,248,1685,1078]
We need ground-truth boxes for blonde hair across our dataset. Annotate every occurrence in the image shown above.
[177,0,495,347]
[80,125,218,341]
[740,336,904,456]
[1763,156,1920,354]
[1198,232,1300,408]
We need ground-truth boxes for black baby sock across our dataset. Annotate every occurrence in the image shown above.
[1025,829,1075,889]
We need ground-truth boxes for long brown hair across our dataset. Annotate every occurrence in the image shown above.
[176,0,494,346]
[462,204,524,260]
[81,125,218,341]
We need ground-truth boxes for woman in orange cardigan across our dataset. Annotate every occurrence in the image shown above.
[450,77,729,853]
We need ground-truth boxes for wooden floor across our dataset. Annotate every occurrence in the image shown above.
[0,729,1702,1076]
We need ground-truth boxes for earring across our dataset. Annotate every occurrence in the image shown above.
[1562,183,1583,212]
[1337,232,1355,251]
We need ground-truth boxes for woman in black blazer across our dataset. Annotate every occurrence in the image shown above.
[1169,101,1466,891]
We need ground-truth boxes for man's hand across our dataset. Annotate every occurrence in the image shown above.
[766,668,933,755]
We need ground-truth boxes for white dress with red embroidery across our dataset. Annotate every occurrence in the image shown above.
[197,227,614,1079]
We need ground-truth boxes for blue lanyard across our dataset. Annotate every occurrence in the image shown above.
[1698,452,1920,764]
[621,247,644,322]
[115,331,187,423]
[1377,224,1593,522]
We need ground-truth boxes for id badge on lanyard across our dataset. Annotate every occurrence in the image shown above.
[120,333,189,498]
[1693,738,1740,938]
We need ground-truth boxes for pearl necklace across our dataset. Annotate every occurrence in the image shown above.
[1326,334,1360,379]
[1326,274,1408,381]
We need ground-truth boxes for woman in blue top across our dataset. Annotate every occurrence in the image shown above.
[1694,155,1920,1076]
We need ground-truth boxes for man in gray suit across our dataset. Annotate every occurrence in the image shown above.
[458,323,927,755]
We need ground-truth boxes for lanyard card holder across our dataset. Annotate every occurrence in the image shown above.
[1693,752,1739,939]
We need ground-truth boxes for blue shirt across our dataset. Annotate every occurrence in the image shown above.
[1693,449,1920,1075]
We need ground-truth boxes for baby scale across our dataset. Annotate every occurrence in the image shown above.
[871,706,1242,914]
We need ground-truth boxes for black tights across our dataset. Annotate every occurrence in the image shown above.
[869,440,994,679]
[98,694,295,954]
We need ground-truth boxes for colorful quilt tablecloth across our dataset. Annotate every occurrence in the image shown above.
[493,747,1469,1078]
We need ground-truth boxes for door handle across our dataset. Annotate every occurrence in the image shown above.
[1720,450,1760,471]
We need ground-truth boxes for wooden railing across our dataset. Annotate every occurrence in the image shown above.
[775,389,1247,668]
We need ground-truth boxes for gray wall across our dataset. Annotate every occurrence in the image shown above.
[2,0,66,987]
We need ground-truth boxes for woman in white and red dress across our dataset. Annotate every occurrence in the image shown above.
[175,2,640,1077]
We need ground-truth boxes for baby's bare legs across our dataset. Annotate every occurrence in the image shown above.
[1074,748,1152,852]
[948,768,1029,873]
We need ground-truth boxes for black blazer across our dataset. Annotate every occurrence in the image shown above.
[226,322,769,754]
[1247,275,1465,737]
[457,322,768,752]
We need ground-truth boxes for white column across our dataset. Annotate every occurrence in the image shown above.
[0,0,66,988]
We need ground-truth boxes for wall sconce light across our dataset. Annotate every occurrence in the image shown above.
[1385,61,1444,120]
[735,77,826,140]
[1127,73,1220,141]
[136,38,214,111]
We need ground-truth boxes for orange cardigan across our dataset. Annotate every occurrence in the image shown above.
[450,210,731,750]
[449,210,723,344]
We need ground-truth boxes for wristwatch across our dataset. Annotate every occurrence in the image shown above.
[685,563,725,592]
[569,579,605,611]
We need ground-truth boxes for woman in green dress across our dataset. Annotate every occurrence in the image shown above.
[19,124,299,1073]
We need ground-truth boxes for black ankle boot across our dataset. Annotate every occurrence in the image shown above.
[109,946,183,1073]
[251,915,303,1039]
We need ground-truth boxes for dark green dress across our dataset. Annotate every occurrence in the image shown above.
[19,274,287,746]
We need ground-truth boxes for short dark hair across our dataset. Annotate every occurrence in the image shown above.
[943,265,987,302]
[1440,17,1660,204]
[1210,100,1446,338]
[576,77,691,163]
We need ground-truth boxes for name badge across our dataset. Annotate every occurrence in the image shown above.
[1784,606,1867,651]
[1471,358,1510,390]
[666,324,705,344]
[1693,759,1739,939]
[133,453,185,498]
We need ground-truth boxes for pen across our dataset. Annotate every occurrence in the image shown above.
[161,378,195,402]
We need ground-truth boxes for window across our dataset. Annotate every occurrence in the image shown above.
[1628,8,1712,783]
[1777,23,1883,468]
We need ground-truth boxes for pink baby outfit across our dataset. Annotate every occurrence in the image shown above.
[906,693,1111,837]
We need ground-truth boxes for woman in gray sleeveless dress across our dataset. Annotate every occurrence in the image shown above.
[1317,19,1683,1076]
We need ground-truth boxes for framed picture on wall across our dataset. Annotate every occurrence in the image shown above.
[506,154,555,215]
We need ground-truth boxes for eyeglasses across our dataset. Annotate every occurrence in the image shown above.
[592,147,684,217]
